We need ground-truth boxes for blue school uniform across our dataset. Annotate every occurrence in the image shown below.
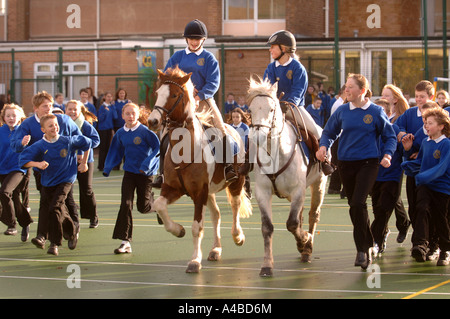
[231,122,249,149]
[53,103,65,113]
[10,114,82,153]
[97,103,118,131]
[401,136,450,195]
[224,101,238,114]
[320,102,397,161]
[263,57,308,106]
[165,48,220,100]
[113,99,130,129]
[0,125,26,174]
[79,121,100,163]
[376,124,403,182]
[394,106,424,135]
[84,102,97,117]
[305,104,324,127]
[18,135,92,187]
[103,123,160,177]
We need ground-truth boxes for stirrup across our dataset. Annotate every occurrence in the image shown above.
[151,175,164,188]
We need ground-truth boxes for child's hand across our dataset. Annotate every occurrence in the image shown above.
[315,146,328,162]
[22,135,31,146]
[380,154,392,168]
[401,134,414,151]
[78,163,88,173]
[37,161,49,170]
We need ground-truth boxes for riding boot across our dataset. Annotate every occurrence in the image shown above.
[321,159,336,176]
[152,132,169,188]
[225,164,238,183]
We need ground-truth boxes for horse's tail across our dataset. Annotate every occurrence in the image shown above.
[226,187,253,219]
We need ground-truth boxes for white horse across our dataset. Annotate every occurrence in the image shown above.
[247,78,327,277]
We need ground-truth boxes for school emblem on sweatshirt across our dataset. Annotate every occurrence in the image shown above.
[363,114,373,124]
[60,148,68,158]
[134,136,142,145]
[286,70,293,80]
[433,149,441,159]
[197,58,205,66]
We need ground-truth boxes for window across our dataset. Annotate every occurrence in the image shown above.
[34,62,89,100]
[0,0,6,15]
[224,0,285,20]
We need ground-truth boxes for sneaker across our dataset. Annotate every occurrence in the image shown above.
[31,236,46,249]
[21,225,30,242]
[89,217,99,228]
[436,251,449,266]
[47,243,59,256]
[411,245,427,262]
[426,247,440,261]
[114,241,132,254]
[396,221,410,243]
[68,234,78,250]
[4,227,17,236]
[379,229,391,254]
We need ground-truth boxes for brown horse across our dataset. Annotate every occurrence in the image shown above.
[148,67,252,273]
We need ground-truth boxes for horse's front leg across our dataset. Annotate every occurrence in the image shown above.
[302,174,327,262]
[153,195,185,238]
[286,187,311,255]
[256,185,274,277]
[186,201,206,273]
[206,194,222,261]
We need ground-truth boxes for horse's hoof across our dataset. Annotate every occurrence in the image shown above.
[301,253,312,263]
[186,261,201,273]
[177,226,186,238]
[207,250,221,261]
[234,234,245,246]
[259,267,273,277]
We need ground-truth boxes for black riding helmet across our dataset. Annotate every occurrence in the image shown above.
[267,30,296,60]
[183,19,208,39]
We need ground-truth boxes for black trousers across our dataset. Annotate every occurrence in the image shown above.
[40,183,75,246]
[328,138,342,192]
[413,185,450,252]
[371,180,399,247]
[112,171,154,241]
[393,174,410,233]
[98,129,114,171]
[0,172,33,228]
[77,162,97,221]
[339,158,379,252]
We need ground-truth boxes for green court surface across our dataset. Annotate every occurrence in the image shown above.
[0,168,449,300]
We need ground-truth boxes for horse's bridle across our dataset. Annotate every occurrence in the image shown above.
[153,80,185,126]
[249,93,283,138]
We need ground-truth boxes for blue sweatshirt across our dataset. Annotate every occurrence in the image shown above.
[103,123,160,177]
[0,125,26,174]
[305,104,324,127]
[97,103,118,130]
[113,99,130,129]
[79,121,100,163]
[165,48,220,100]
[401,136,450,195]
[263,57,308,106]
[320,102,397,161]
[231,122,249,149]
[18,135,92,187]
[10,114,81,153]
[394,106,424,135]
[376,124,403,182]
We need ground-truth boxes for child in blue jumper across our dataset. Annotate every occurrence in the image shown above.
[103,103,160,254]
[316,73,397,270]
[65,100,100,228]
[402,107,450,266]
[19,114,92,256]
[0,104,33,241]
[97,92,117,171]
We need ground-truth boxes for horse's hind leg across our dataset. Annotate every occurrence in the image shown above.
[207,194,222,261]
[186,201,206,273]
[302,174,327,263]
[227,187,245,246]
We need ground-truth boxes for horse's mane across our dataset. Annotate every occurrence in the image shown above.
[247,76,277,105]
[162,66,213,127]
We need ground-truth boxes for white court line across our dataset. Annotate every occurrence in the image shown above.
[0,273,449,297]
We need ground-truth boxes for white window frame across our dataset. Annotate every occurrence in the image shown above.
[34,62,90,100]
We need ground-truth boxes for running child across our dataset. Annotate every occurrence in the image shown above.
[19,114,92,256]
[103,103,160,254]
[0,104,33,241]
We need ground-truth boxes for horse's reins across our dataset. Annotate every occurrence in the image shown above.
[153,80,185,127]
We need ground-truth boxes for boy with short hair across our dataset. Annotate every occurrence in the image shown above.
[19,114,92,256]
[401,107,450,266]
